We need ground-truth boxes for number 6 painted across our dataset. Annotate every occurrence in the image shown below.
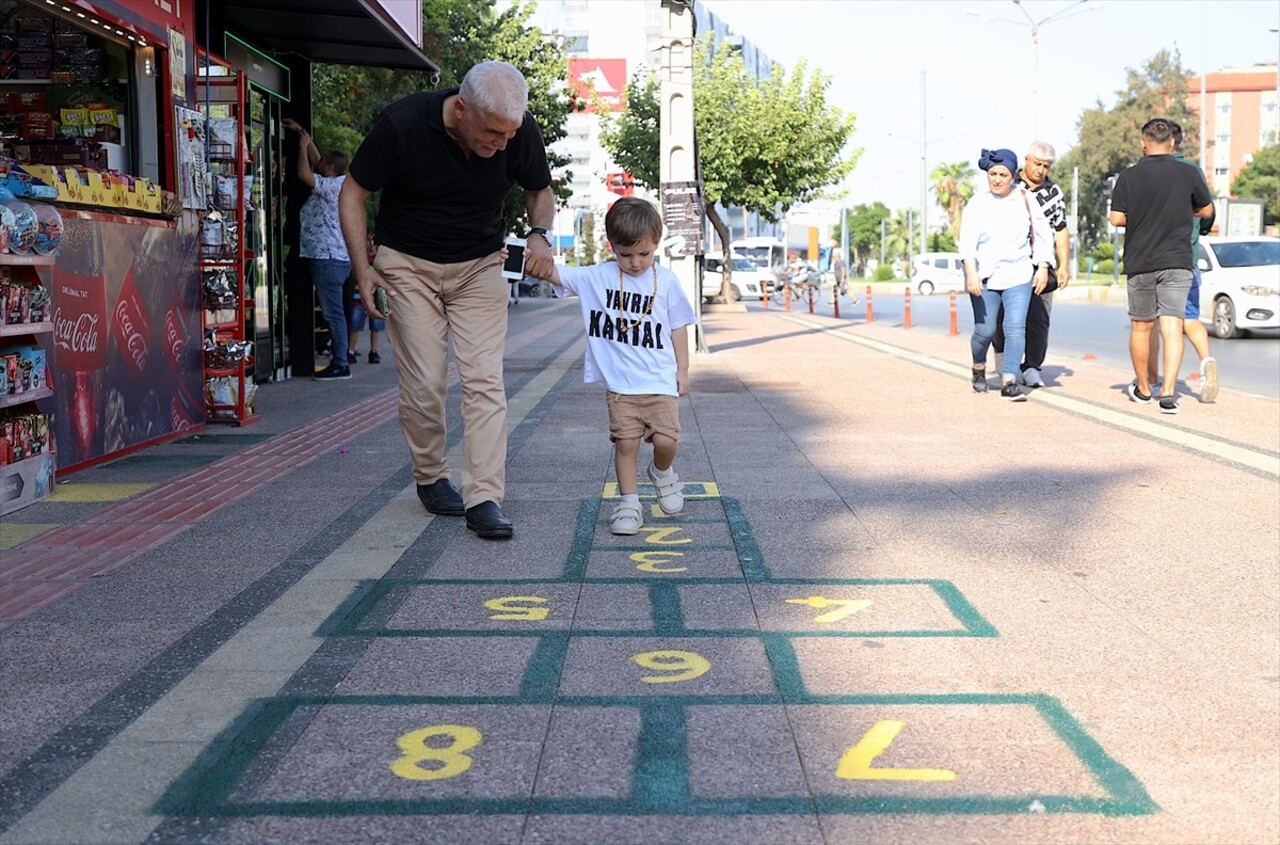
[390,724,483,781]
[631,649,711,683]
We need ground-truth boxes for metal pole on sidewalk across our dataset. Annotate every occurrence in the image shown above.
[949,290,958,335]
[832,281,840,318]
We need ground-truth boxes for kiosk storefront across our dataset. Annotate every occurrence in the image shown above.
[0,0,434,473]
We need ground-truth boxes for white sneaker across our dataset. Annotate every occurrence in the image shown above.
[609,501,644,535]
[1200,357,1219,403]
[1023,367,1044,388]
[647,463,684,515]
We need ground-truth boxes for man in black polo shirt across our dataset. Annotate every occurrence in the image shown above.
[339,61,556,539]
[1109,117,1214,415]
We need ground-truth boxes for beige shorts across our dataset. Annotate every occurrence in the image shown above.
[606,392,681,443]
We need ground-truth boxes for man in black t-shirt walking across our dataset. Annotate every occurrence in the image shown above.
[338,61,556,539]
[1109,117,1214,415]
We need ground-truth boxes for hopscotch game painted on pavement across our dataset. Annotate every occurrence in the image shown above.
[157,483,1158,820]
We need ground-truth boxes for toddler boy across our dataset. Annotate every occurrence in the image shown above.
[523,198,696,535]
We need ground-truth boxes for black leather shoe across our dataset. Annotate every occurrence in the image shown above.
[417,478,465,516]
[465,501,513,540]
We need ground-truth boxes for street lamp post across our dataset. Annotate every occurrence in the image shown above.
[967,1,1100,137]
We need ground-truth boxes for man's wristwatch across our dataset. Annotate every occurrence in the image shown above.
[528,227,551,247]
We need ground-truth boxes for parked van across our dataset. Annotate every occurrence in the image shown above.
[910,252,966,295]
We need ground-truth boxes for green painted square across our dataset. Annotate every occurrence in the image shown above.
[154,694,1156,819]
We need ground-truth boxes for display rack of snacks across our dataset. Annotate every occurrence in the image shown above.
[198,73,257,425]
[0,252,55,515]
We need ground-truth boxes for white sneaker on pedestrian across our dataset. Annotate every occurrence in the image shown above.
[1023,367,1044,388]
[1200,357,1219,403]
[609,500,644,535]
[647,463,684,515]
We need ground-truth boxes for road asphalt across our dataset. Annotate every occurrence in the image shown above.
[0,294,1277,845]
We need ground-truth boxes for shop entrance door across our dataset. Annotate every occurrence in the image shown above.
[245,87,287,382]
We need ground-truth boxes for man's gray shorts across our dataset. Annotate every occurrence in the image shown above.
[1127,269,1193,320]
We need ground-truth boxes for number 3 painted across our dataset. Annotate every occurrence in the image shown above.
[631,649,711,683]
[390,724,483,781]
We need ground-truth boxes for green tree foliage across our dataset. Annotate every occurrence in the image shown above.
[598,72,660,190]
[841,202,891,270]
[1056,49,1198,248]
[1231,144,1280,226]
[310,0,574,230]
[928,230,957,252]
[883,209,914,266]
[598,36,860,302]
[930,161,976,237]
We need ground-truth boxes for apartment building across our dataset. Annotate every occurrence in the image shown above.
[1188,63,1279,195]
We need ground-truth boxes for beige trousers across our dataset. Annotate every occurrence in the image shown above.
[374,245,509,508]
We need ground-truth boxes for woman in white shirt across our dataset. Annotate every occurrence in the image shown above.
[959,148,1054,401]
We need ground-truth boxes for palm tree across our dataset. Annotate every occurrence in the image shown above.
[931,161,978,237]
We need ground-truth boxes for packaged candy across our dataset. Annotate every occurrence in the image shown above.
[3,201,37,254]
[29,203,61,255]
[0,204,13,252]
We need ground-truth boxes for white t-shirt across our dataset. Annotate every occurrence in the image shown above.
[299,175,349,261]
[554,262,697,396]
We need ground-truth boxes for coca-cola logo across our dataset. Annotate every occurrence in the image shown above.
[52,305,102,356]
[114,300,149,373]
[164,310,183,360]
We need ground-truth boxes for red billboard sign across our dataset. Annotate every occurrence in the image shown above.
[569,59,627,113]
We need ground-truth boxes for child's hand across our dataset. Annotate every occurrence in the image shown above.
[676,370,690,396]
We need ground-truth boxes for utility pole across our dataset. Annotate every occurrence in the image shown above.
[658,0,713,351]
[919,71,928,257]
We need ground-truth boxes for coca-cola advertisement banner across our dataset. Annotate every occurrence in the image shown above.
[44,213,203,472]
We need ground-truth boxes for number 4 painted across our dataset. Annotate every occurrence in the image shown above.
[785,595,872,623]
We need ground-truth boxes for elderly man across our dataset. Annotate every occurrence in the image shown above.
[992,140,1070,388]
[339,61,556,539]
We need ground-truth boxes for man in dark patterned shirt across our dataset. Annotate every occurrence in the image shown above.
[993,140,1071,388]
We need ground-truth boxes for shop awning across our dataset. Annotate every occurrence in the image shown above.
[214,0,440,73]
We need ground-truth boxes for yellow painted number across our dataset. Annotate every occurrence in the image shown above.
[390,724,483,781]
[629,551,688,573]
[835,720,956,782]
[638,527,692,545]
[785,595,872,624]
[483,596,549,621]
[631,649,711,683]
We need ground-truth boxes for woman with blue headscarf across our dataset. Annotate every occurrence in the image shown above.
[959,148,1055,401]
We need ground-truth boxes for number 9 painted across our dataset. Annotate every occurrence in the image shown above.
[631,649,711,684]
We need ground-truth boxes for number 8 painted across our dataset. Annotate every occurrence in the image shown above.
[390,724,483,781]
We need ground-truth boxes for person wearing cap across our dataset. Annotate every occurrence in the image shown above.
[958,147,1055,402]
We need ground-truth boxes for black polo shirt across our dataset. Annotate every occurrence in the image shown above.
[348,88,552,264]
[1111,154,1212,275]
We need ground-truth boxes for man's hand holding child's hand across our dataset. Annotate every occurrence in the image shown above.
[523,252,558,284]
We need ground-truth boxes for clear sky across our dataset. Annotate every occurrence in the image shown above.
[700,0,1280,213]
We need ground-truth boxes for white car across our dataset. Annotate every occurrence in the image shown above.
[1196,236,1280,338]
[910,252,966,295]
[705,255,767,301]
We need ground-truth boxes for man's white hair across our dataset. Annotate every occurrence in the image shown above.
[1025,140,1056,163]
[460,61,529,123]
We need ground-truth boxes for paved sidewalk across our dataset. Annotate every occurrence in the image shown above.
[0,297,1277,844]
